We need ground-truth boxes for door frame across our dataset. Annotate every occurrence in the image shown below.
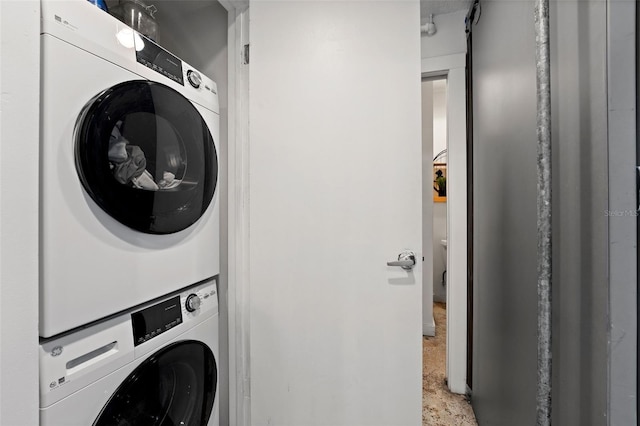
[217,1,250,425]
[422,53,468,394]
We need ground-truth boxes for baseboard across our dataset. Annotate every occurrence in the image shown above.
[423,316,436,336]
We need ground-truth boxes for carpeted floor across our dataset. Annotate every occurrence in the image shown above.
[423,302,478,426]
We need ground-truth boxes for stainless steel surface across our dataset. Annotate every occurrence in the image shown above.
[534,0,552,424]
[387,251,416,271]
[472,0,608,424]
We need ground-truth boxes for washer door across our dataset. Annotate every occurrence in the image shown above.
[75,80,218,234]
[93,341,217,426]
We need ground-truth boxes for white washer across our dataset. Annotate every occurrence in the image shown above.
[40,279,219,426]
[40,0,220,337]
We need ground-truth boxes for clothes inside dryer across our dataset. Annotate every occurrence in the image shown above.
[108,116,185,191]
[76,80,218,234]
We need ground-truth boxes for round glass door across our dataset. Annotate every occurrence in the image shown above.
[93,341,217,426]
[75,80,218,234]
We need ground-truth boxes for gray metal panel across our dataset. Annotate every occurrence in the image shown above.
[607,0,637,424]
[472,0,608,424]
[472,1,538,423]
[549,1,609,424]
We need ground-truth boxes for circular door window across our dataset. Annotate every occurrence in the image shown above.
[93,341,217,426]
[75,81,218,234]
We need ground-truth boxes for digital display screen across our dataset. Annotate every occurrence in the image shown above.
[135,34,184,85]
[132,296,183,346]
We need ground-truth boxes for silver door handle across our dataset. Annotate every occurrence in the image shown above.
[387,250,416,270]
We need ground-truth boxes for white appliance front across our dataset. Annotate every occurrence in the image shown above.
[40,280,219,426]
[39,1,220,337]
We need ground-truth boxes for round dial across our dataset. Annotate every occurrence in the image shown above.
[185,293,202,312]
[187,70,202,89]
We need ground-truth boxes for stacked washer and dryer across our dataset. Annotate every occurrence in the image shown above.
[38,1,220,424]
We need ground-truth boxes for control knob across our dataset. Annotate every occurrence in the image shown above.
[187,70,202,88]
[185,293,201,312]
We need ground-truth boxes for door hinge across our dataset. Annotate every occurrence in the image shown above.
[243,44,250,65]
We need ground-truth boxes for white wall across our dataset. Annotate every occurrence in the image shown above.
[433,79,448,157]
[421,10,467,60]
[0,1,41,424]
[422,80,435,335]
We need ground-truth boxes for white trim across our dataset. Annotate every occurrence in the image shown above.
[221,1,250,425]
[424,317,436,337]
[218,0,249,11]
[422,53,466,73]
[0,2,41,424]
[421,54,468,395]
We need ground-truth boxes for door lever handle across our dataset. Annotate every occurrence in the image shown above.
[387,250,416,271]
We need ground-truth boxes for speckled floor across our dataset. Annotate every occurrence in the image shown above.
[423,302,478,426]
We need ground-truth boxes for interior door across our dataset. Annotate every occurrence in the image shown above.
[248,1,422,424]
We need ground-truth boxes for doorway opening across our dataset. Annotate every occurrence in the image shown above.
[430,78,448,308]
[421,75,477,425]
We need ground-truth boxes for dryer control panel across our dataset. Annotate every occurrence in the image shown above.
[135,34,184,85]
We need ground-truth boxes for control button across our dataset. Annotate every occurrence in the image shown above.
[187,70,202,88]
[185,293,201,312]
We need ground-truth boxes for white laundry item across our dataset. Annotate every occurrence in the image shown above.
[131,170,159,191]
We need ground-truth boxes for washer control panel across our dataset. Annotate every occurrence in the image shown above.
[181,280,217,319]
[132,279,217,347]
[187,70,202,88]
[185,293,201,312]
[131,295,182,346]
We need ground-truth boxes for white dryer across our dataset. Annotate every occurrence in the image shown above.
[40,279,219,426]
[39,0,220,337]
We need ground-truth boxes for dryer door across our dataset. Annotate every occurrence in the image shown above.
[75,80,218,234]
[93,341,217,426]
